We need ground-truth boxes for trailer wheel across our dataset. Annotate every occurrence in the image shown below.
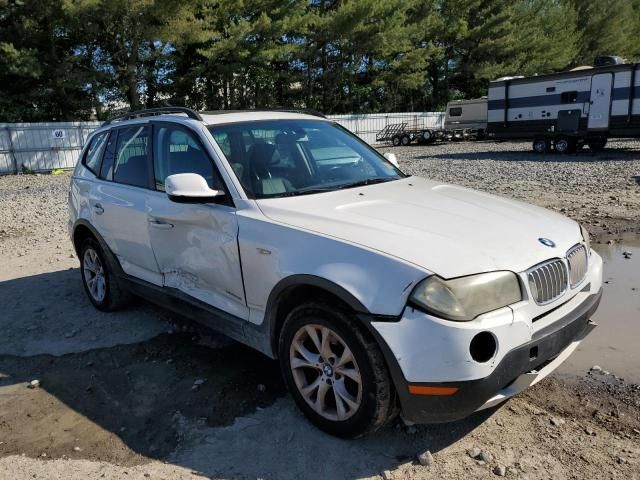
[400,134,411,146]
[554,136,575,154]
[391,135,401,147]
[532,137,550,153]
[422,130,433,143]
[587,138,607,153]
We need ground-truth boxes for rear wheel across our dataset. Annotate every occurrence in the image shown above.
[400,134,411,146]
[421,130,433,143]
[79,238,131,311]
[554,136,575,154]
[279,302,395,438]
[587,137,607,152]
[391,135,401,147]
[532,137,550,153]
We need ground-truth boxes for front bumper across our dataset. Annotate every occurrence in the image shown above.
[372,285,602,423]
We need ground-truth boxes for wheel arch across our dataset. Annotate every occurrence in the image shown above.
[265,275,371,357]
[72,219,124,275]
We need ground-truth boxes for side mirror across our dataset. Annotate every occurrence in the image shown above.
[165,173,224,203]
[384,152,400,168]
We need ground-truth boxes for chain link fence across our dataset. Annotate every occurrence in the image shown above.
[0,113,444,175]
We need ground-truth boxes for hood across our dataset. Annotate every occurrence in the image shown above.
[256,177,582,278]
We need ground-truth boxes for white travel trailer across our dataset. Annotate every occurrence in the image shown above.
[486,59,640,153]
[443,98,488,139]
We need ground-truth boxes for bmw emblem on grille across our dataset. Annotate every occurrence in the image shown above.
[538,238,556,248]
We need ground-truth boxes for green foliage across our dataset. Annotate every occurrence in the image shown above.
[0,0,639,120]
[570,0,638,64]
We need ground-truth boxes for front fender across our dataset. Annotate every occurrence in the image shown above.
[237,212,429,324]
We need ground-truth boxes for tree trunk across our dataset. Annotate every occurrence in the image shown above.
[144,42,159,108]
[126,38,140,110]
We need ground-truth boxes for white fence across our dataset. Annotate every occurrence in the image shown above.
[0,112,444,175]
[0,122,102,174]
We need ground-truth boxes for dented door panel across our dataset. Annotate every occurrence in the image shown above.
[146,191,249,320]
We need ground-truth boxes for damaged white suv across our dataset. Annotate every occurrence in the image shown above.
[69,107,602,437]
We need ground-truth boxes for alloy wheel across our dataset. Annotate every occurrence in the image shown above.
[289,324,363,421]
[83,248,106,302]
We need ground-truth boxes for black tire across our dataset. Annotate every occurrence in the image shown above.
[391,135,401,147]
[554,136,574,154]
[278,302,395,438]
[79,237,131,311]
[422,130,433,143]
[532,137,549,153]
[587,137,607,153]
[400,134,411,146]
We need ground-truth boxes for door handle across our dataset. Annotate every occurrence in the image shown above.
[93,203,104,215]
[148,218,174,229]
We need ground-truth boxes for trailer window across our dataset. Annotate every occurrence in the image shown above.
[561,91,578,103]
[449,107,462,117]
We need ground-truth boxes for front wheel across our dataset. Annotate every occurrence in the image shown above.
[532,137,550,153]
[279,302,396,438]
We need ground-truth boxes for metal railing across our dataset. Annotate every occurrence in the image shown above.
[0,113,444,175]
[329,112,445,145]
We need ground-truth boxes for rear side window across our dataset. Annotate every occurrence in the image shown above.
[561,91,578,103]
[113,126,150,188]
[449,107,462,117]
[83,132,108,175]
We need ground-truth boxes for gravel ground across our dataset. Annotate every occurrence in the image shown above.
[0,140,639,479]
[381,138,640,236]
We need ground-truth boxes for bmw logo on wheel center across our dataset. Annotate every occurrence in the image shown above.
[538,237,556,248]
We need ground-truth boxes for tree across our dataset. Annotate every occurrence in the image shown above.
[570,0,638,65]
[64,0,203,115]
[0,0,94,121]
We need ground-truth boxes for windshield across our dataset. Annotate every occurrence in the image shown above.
[208,120,404,199]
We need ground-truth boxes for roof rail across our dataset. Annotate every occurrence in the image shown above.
[201,108,327,118]
[103,107,203,125]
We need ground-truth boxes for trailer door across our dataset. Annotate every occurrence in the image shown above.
[588,73,613,130]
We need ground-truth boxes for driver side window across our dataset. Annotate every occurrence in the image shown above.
[153,125,221,192]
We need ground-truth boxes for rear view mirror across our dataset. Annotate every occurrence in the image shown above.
[384,152,399,168]
[165,173,225,203]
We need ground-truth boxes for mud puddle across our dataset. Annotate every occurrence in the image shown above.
[558,232,640,383]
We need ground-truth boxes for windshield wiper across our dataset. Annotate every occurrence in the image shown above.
[274,187,337,197]
[335,177,397,190]
[267,177,397,198]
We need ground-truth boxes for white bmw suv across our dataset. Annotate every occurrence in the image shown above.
[69,107,602,437]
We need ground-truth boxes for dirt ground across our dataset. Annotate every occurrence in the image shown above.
[0,140,639,479]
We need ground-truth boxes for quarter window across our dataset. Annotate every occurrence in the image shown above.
[449,107,462,117]
[113,126,150,188]
[153,125,221,191]
[83,132,108,175]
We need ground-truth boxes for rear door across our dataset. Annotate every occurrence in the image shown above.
[146,122,249,320]
[588,73,613,130]
[89,124,163,285]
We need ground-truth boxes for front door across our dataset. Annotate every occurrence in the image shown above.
[146,123,249,321]
[588,73,613,130]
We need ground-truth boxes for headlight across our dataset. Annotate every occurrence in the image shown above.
[580,224,591,256]
[409,271,522,321]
